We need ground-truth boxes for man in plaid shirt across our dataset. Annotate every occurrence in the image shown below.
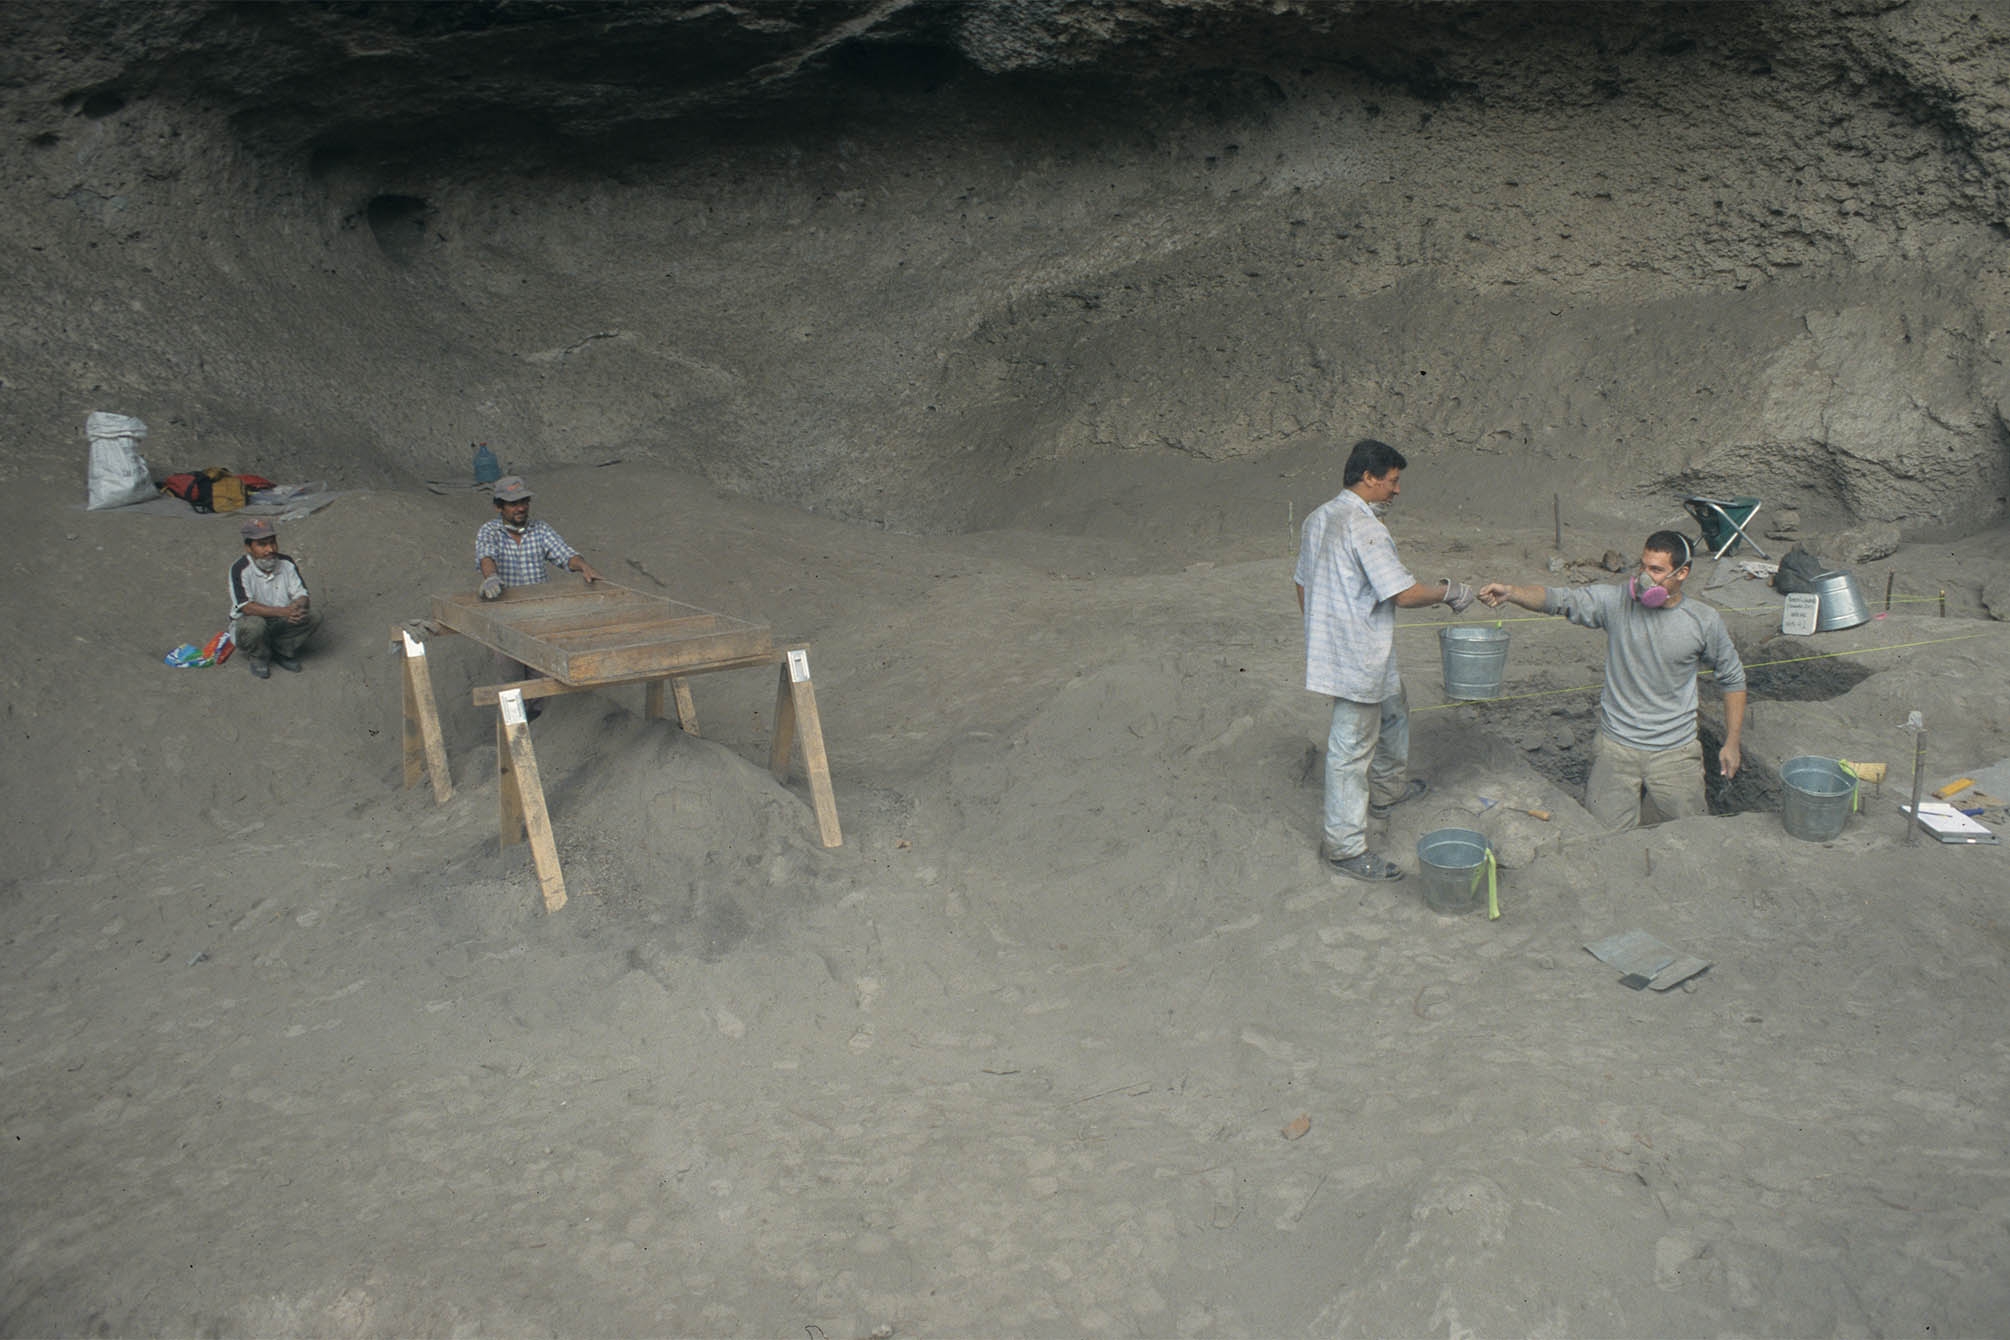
[1295,440,1475,882]
[475,475,603,718]
[476,475,603,596]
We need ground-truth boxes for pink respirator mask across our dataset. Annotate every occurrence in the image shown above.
[1628,536,1694,608]
[1629,572,1675,607]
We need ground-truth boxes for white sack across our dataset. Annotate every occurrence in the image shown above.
[85,411,153,510]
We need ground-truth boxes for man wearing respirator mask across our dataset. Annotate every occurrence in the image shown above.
[1478,530,1746,832]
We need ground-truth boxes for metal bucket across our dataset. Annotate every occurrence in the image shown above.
[1417,827,1496,916]
[1809,571,1870,632]
[1440,626,1510,701]
[1780,755,1857,841]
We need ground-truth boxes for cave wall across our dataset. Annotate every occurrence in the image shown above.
[3,0,2008,534]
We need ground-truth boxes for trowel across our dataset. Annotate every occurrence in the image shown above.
[1478,796,1551,822]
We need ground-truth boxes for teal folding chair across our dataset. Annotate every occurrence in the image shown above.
[1682,495,1769,560]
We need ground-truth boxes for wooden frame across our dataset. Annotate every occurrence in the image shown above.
[398,584,841,911]
[431,581,772,684]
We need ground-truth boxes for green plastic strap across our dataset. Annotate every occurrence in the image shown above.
[1467,849,1501,920]
[1838,760,1861,813]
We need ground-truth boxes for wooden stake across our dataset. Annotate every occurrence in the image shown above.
[770,648,842,848]
[398,628,453,805]
[643,676,700,733]
[1553,494,1562,551]
[1883,572,1893,613]
[1906,719,1928,847]
[769,663,798,781]
[497,689,567,911]
[497,708,522,841]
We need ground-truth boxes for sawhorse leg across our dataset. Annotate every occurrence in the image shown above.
[396,627,453,805]
[496,688,568,912]
[644,676,701,735]
[768,647,843,848]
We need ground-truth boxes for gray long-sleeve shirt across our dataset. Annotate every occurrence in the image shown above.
[1544,582,1746,751]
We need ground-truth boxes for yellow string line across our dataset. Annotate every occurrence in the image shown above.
[1728,629,1990,669]
[1411,629,1991,713]
[1397,594,1957,629]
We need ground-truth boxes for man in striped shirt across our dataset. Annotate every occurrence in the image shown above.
[1295,440,1474,881]
[229,517,322,679]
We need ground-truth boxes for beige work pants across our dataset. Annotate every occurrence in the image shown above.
[1585,734,1705,832]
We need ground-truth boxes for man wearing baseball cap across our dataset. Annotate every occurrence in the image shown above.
[475,476,602,719]
[475,475,603,599]
[229,517,323,679]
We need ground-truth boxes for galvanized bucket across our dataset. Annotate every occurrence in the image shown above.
[1809,571,1871,632]
[1781,755,1857,841]
[1439,625,1510,701]
[1417,827,1497,917]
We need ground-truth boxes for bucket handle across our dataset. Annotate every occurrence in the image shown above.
[1467,848,1500,920]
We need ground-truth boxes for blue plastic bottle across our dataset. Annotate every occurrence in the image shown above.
[473,442,500,484]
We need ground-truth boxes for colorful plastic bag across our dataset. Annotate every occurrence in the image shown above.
[164,629,234,668]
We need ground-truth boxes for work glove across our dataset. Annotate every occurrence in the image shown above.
[1442,579,1476,614]
[480,574,504,602]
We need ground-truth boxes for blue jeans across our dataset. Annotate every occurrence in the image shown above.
[1322,687,1411,859]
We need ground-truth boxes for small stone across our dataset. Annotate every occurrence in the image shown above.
[1601,549,1626,572]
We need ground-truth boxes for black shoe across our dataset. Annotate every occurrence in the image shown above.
[1369,778,1428,820]
[247,657,271,679]
[1326,850,1404,882]
[273,655,303,673]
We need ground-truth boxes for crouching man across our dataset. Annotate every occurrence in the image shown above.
[230,517,322,678]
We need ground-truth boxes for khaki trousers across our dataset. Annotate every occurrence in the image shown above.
[1585,734,1705,832]
[232,608,323,664]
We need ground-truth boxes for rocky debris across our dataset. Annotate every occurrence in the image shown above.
[1808,523,1903,568]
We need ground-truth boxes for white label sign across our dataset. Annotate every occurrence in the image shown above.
[1781,593,1820,636]
[787,649,811,683]
[401,629,426,657]
[499,688,528,725]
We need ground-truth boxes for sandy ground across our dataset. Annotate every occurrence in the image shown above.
[5,455,2010,1337]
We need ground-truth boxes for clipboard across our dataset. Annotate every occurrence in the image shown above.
[1900,802,2001,845]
